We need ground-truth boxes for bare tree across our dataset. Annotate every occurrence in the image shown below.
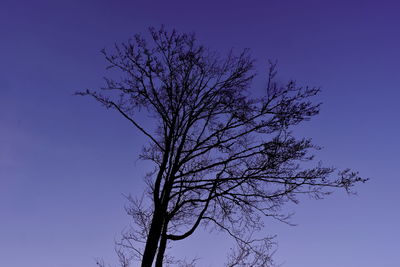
[79,27,366,267]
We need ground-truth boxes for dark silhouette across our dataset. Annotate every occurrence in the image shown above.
[78,27,366,267]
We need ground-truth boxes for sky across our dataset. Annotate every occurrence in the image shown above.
[1,0,399,266]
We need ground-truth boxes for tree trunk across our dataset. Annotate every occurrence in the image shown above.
[141,209,164,267]
[154,224,168,267]
[142,158,174,266]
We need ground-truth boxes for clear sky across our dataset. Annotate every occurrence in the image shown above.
[1,0,399,266]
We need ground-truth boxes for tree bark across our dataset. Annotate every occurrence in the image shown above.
[155,223,168,267]
[141,208,163,267]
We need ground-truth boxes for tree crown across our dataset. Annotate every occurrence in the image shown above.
[81,27,367,267]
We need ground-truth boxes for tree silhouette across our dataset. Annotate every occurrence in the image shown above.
[79,27,366,267]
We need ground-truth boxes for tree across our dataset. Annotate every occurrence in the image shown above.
[78,27,366,267]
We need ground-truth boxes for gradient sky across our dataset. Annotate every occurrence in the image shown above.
[1,0,399,266]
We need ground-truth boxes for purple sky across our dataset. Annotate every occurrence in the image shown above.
[1,0,399,266]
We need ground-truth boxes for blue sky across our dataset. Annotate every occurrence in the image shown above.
[1,0,399,266]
